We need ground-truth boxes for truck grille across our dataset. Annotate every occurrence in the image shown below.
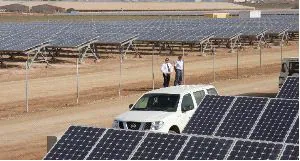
[118,122,152,130]
[127,122,141,130]
[144,122,152,130]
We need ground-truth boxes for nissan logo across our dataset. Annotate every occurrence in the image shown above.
[130,124,137,128]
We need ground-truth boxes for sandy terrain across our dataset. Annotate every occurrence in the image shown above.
[0,43,298,159]
[0,1,254,11]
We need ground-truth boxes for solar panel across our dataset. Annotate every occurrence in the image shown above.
[183,95,235,135]
[277,77,299,99]
[44,126,105,160]
[0,15,298,52]
[96,33,138,44]
[0,38,49,52]
[250,99,299,142]
[86,129,145,160]
[227,140,283,160]
[215,97,269,139]
[177,136,233,160]
[50,33,98,48]
[286,118,299,144]
[280,145,299,160]
[131,132,188,160]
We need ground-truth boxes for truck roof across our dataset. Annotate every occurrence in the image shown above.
[283,57,299,61]
[146,84,215,95]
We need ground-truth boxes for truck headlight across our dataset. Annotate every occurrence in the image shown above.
[151,121,164,130]
[112,120,119,128]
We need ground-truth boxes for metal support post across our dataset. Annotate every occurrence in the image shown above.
[259,44,262,69]
[182,48,185,85]
[237,46,239,79]
[152,46,155,90]
[119,50,123,97]
[213,47,215,82]
[25,60,29,113]
[76,58,79,104]
[280,40,283,64]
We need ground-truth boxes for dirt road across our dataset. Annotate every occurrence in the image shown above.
[0,45,297,118]
[0,44,298,159]
[0,73,280,160]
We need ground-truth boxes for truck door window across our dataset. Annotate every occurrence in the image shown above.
[181,94,194,111]
[207,88,218,95]
[281,63,287,73]
[289,62,299,75]
[193,90,205,106]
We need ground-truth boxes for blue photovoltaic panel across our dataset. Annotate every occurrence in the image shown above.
[227,140,283,160]
[0,15,298,52]
[280,145,299,160]
[86,129,145,160]
[44,126,105,160]
[286,118,299,144]
[183,95,235,135]
[0,38,48,51]
[178,136,233,160]
[96,33,138,44]
[131,133,188,160]
[250,99,299,142]
[215,97,268,139]
[50,33,98,48]
[277,77,299,99]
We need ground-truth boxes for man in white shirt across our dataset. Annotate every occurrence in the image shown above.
[161,58,173,87]
[174,55,184,86]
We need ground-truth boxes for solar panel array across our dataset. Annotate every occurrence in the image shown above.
[227,140,283,160]
[178,136,233,160]
[249,99,298,142]
[215,97,268,139]
[45,126,298,160]
[86,129,145,160]
[280,145,299,160]
[182,95,235,135]
[45,94,298,160]
[44,126,106,160]
[286,118,299,144]
[0,15,298,52]
[181,95,298,160]
[277,77,299,99]
[131,133,188,160]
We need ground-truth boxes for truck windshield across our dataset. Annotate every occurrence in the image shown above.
[131,94,180,112]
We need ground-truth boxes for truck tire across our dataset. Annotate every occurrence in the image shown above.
[168,130,178,134]
[168,126,180,134]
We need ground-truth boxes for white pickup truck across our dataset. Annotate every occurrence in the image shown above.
[112,85,218,134]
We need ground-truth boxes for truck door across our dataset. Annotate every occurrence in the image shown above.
[179,93,197,130]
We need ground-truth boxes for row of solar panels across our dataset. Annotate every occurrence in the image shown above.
[277,77,299,100]
[0,15,298,52]
[0,33,137,52]
[45,94,298,160]
[183,96,298,142]
[44,126,298,160]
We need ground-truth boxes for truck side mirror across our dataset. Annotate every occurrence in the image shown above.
[182,105,192,112]
[129,104,133,109]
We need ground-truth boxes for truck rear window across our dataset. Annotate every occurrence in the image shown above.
[207,88,218,95]
[193,90,205,106]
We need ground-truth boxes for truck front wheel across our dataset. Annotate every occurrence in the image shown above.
[168,126,180,134]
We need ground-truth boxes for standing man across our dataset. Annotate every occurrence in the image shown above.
[174,55,184,86]
[161,58,173,88]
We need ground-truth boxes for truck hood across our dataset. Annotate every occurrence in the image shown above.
[115,111,174,122]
